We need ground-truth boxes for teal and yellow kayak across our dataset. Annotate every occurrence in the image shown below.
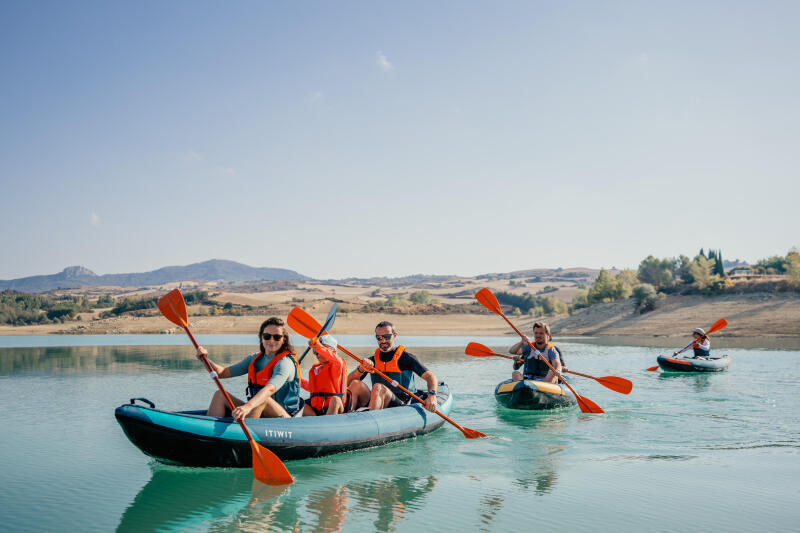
[494,379,576,410]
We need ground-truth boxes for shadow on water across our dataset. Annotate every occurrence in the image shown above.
[658,372,713,391]
[117,462,440,532]
[495,404,572,431]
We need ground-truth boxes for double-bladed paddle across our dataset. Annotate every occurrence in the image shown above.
[646,318,728,371]
[287,307,488,439]
[157,289,293,486]
[474,287,604,414]
[465,342,633,394]
[298,303,337,364]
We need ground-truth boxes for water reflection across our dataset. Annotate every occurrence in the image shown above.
[117,464,440,532]
[0,346,257,375]
[348,475,438,532]
[477,492,504,531]
[658,372,713,391]
[495,405,571,431]
[116,467,255,532]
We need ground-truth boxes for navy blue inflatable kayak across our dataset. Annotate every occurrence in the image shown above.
[494,379,575,410]
[656,355,730,372]
[115,383,452,467]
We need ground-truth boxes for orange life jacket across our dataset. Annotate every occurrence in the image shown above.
[246,350,301,412]
[372,345,413,393]
[308,356,348,410]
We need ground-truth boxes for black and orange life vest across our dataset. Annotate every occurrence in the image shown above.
[372,345,413,394]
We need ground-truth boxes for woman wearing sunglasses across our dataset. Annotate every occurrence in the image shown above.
[194,317,302,419]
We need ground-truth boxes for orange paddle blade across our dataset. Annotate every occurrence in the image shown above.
[158,289,189,328]
[287,307,321,338]
[474,288,502,314]
[563,369,633,394]
[646,365,659,372]
[461,427,488,439]
[593,376,633,395]
[465,342,496,357]
[250,440,293,486]
[707,318,728,334]
[575,394,604,414]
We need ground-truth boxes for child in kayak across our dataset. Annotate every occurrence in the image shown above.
[673,328,711,359]
[303,334,348,416]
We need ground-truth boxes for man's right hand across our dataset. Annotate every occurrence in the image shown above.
[358,359,375,373]
[196,346,208,360]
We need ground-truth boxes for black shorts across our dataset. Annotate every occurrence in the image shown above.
[309,392,351,415]
[387,390,434,408]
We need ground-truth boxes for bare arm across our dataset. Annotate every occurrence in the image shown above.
[195,346,231,378]
[544,358,562,384]
[509,340,524,355]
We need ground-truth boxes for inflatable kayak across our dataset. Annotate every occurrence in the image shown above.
[656,355,730,372]
[115,383,452,467]
[494,379,575,410]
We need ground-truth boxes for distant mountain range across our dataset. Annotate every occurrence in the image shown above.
[0,259,308,292]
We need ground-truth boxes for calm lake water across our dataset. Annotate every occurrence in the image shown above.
[1,336,798,532]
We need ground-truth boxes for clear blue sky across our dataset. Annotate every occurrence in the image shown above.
[1,1,798,280]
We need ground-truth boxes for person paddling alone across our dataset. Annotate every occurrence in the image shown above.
[195,317,302,419]
[303,334,348,416]
[509,321,565,384]
[347,321,438,412]
[673,328,711,359]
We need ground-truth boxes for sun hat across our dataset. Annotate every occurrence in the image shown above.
[692,327,706,336]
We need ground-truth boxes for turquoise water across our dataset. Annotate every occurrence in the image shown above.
[1,338,798,532]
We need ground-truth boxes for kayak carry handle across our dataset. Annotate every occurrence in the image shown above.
[130,397,155,408]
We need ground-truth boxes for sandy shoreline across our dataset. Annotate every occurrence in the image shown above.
[2,292,798,345]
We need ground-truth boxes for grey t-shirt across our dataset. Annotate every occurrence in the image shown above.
[228,352,296,390]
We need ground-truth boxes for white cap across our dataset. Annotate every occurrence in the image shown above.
[318,334,338,350]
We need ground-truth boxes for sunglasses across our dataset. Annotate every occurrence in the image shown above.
[261,333,284,341]
[375,333,393,340]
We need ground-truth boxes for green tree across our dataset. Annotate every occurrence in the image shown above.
[409,290,432,304]
[631,283,665,313]
[631,283,656,305]
[571,289,589,310]
[753,255,787,274]
[385,294,411,307]
[676,255,694,284]
[588,269,630,303]
[637,256,674,289]
[786,249,800,289]
[690,256,714,291]
[95,294,115,308]
[541,296,567,315]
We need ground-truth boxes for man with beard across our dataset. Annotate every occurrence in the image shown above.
[346,321,438,412]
